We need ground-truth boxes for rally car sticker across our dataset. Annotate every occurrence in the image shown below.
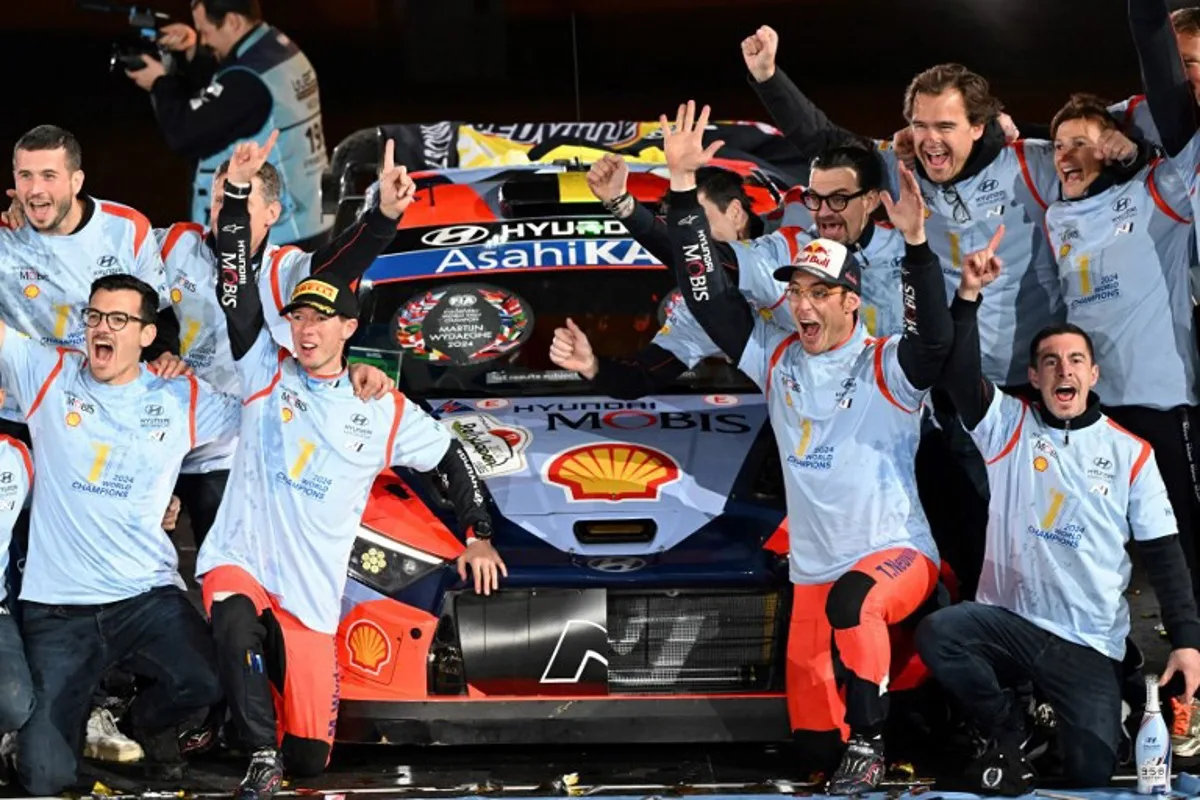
[390,283,533,365]
[345,619,393,676]
[543,442,681,503]
[441,413,532,479]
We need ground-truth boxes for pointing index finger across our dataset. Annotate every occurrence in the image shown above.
[383,139,396,174]
[987,224,1006,255]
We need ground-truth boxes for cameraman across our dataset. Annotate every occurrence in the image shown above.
[124,0,330,249]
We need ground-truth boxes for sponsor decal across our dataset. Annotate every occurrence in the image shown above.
[1033,455,1049,472]
[586,556,647,573]
[65,411,81,428]
[435,400,473,416]
[476,398,510,410]
[444,413,532,478]
[514,401,656,413]
[23,285,39,299]
[281,407,294,423]
[346,620,393,676]
[545,442,681,502]
[391,283,533,365]
[547,409,750,434]
[703,394,739,407]
[170,288,183,304]
[369,239,661,281]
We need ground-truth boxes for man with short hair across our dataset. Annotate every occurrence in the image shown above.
[916,234,1200,794]
[199,138,505,800]
[0,273,242,795]
[155,132,413,549]
[659,100,952,795]
[126,0,329,247]
[561,144,906,397]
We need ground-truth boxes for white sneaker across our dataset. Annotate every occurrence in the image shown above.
[84,707,144,762]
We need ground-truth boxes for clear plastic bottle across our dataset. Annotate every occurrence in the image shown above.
[1136,674,1172,795]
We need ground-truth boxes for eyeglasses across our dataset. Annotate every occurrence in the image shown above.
[81,308,150,331]
[785,285,844,302]
[802,189,868,212]
[941,185,972,224]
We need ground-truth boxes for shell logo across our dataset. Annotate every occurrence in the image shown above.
[22,285,39,299]
[545,443,680,502]
[1033,455,1049,472]
[346,620,392,675]
[281,407,294,423]
[170,288,183,304]
[65,411,81,428]
[1059,243,1072,259]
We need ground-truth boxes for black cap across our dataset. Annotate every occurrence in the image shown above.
[280,275,359,318]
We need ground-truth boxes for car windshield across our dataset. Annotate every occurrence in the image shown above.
[354,267,755,399]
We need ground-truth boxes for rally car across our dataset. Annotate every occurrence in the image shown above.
[322,121,933,748]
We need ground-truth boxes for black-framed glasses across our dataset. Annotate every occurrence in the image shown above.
[802,188,868,212]
[81,308,150,332]
[941,185,972,224]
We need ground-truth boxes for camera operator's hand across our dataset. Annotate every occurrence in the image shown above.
[158,23,198,60]
[125,56,167,91]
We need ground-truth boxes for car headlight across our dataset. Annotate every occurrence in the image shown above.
[348,526,445,595]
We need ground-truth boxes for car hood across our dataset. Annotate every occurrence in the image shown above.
[431,394,770,555]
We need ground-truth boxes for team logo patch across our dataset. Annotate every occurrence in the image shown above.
[65,411,81,428]
[22,285,38,299]
[444,413,532,479]
[346,620,392,675]
[544,443,680,502]
[1033,455,1049,472]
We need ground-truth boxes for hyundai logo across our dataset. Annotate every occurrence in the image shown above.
[0,473,11,485]
[978,178,999,193]
[586,556,646,573]
[351,414,369,426]
[1094,457,1113,469]
[1112,197,1132,213]
[420,225,491,247]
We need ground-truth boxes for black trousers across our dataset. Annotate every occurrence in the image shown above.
[1104,403,1200,603]
[173,470,231,553]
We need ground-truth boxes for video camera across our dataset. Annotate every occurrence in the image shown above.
[76,1,173,72]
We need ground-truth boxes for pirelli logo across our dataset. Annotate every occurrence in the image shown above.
[293,280,338,302]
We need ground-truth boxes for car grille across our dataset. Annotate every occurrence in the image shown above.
[607,590,785,694]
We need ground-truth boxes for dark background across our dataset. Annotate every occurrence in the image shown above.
[0,0,1168,225]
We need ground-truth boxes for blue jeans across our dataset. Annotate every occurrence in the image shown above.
[0,610,33,733]
[16,585,222,796]
[915,602,1122,787]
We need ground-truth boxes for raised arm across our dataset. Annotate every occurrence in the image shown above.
[587,154,676,266]
[940,227,1005,430]
[306,139,411,283]
[879,161,953,390]
[661,102,757,365]
[1130,0,1198,157]
[742,26,865,158]
[215,132,279,361]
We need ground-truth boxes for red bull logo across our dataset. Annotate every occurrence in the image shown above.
[795,241,835,274]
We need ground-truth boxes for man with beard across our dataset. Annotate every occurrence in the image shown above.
[0,123,183,764]
[0,273,241,795]
[556,145,906,396]
[659,100,953,795]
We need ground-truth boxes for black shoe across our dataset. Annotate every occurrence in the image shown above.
[967,740,1036,797]
[236,747,283,800]
[135,723,187,784]
[827,734,886,796]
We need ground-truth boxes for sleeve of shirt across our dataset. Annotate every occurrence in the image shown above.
[731,230,794,312]
[135,226,171,311]
[149,68,272,161]
[965,388,1027,463]
[650,303,723,369]
[1129,448,1178,542]
[234,329,285,400]
[0,333,64,413]
[390,395,454,473]
[1016,139,1061,208]
[189,375,242,447]
[736,316,791,393]
[878,336,927,412]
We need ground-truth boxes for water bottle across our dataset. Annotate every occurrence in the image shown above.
[1136,674,1172,794]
